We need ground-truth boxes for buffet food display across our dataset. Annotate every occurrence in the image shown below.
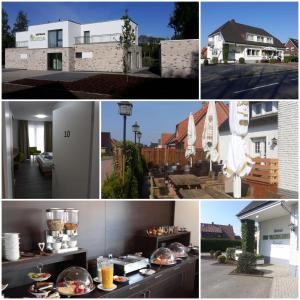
[150,247,177,266]
[169,242,188,258]
[56,266,94,296]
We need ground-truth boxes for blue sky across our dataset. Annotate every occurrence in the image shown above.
[201,201,251,235]
[3,2,175,38]
[201,2,298,46]
[101,101,202,146]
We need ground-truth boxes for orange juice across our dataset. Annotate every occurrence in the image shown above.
[101,265,114,289]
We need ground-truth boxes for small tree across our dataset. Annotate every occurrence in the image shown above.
[241,219,255,253]
[2,8,14,65]
[119,10,136,78]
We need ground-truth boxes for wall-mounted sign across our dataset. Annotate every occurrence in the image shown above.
[64,130,71,138]
[30,33,46,42]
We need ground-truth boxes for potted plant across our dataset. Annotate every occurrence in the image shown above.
[256,254,265,265]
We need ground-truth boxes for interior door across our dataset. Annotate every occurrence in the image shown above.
[52,102,94,198]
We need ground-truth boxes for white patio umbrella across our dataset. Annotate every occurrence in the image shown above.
[223,101,254,198]
[185,112,196,167]
[202,101,220,171]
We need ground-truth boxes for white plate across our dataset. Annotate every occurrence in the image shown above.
[2,284,8,291]
[139,269,156,276]
[97,283,117,292]
[28,273,51,282]
[28,285,51,297]
[93,277,101,283]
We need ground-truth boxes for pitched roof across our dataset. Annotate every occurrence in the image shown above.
[201,223,236,240]
[168,102,229,145]
[287,38,298,48]
[209,19,284,48]
[160,133,173,146]
[236,201,277,217]
[101,132,112,148]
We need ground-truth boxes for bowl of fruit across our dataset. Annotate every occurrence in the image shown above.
[56,266,95,296]
[28,272,51,282]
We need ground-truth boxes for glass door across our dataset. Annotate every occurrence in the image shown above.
[48,53,62,71]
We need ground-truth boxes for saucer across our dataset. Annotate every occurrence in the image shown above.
[93,277,101,283]
[97,283,117,292]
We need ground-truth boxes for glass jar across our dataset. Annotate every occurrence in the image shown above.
[64,208,79,231]
[46,208,65,231]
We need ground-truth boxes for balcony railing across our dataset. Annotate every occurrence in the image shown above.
[74,33,121,45]
[16,41,28,48]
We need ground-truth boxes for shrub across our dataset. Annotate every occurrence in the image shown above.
[255,60,259,63]
[214,250,222,259]
[261,59,269,63]
[226,247,236,261]
[102,173,124,199]
[224,59,228,64]
[209,250,215,258]
[241,219,255,253]
[256,254,264,259]
[201,238,242,252]
[217,255,226,263]
[223,43,229,62]
[239,57,245,64]
[269,58,277,64]
[284,56,291,63]
[212,57,218,64]
[236,252,257,273]
[204,59,209,65]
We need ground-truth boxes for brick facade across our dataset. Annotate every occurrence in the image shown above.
[160,39,199,78]
[278,102,298,198]
[285,39,298,57]
[5,44,141,73]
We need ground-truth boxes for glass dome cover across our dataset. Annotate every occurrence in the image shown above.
[150,247,176,266]
[169,242,188,258]
[56,266,94,296]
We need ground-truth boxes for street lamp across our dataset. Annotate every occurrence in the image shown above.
[132,121,140,144]
[137,131,142,146]
[117,101,133,181]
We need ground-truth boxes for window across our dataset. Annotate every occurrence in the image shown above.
[269,234,290,240]
[48,29,63,48]
[247,34,254,41]
[84,31,90,44]
[263,235,268,240]
[265,102,273,112]
[257,36,264,42]
[28,121,44,153]
[75,52,82,59]
[253,103,262,115]
[255,141,261,154]
[247,49,260,56]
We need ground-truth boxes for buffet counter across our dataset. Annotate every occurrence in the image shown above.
[3,255,198,298]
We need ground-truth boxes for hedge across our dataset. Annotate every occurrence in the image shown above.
[241,219,255,253]
[201,238,241,252]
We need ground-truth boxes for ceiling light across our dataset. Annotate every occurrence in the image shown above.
[35,114,47,119]
[255,215,259,219]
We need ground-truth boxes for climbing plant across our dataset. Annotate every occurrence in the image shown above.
[241,219,255,253]
[223,43,229,63]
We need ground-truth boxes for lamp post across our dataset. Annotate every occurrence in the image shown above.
[132,121,140,144]
[137,131,142,146]
[117,101,133,181]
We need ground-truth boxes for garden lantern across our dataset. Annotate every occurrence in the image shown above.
[132,121,140,144]
[117,101,133,181]
[137,131,142,145]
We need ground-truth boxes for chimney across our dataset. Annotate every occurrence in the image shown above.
[230,19,236,23]
[211,222,214,225]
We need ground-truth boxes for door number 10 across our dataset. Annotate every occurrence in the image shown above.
[64,130,71,138]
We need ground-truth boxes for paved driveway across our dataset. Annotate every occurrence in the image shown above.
[201,257,272,298]
[201,63,298,99]
[2,69,101,82]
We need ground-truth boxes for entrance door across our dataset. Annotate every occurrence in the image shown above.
[251,137,266,158]
[48,53,62,71]
[52,102,95,198]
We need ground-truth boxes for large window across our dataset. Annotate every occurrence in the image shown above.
[28,121,44,153]
[48,29,63,48]
[84,31,90,44]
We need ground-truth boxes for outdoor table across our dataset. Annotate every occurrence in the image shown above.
[203,187,233,199]
[168,174,202,189]
[178,189,214,199]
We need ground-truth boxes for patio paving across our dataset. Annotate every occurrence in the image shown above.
[270,277,298,298]
[201,255,272,298]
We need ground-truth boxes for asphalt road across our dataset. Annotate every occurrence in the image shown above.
[201,257,272,298]
[201,70,298,99]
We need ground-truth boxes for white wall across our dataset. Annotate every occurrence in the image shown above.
[289,203,298,274]
[174,201,199,246]
[16,31,29,42]
[2,102,14,199]
[219,121,278,162]
[259,215,290,263]
[207,33,224,60]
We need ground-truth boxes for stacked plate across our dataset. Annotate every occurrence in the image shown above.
[3,233,20,261]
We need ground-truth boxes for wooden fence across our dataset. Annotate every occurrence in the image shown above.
[245,157,278,184]
[141,148,205,167]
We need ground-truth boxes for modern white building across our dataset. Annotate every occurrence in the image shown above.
[237,201,298,277]
[5,19,142,72]
[207,19,285,63]
[219,101,278,162]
